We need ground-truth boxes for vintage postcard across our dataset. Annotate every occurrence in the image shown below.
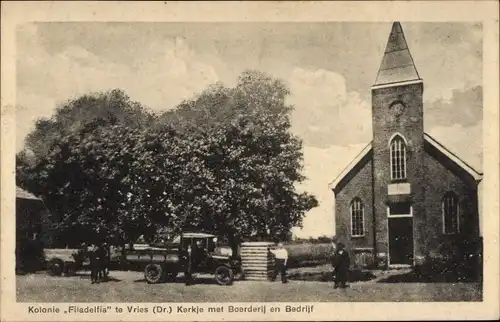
[1,1,499,321]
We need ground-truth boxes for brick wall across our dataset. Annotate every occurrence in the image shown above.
[335,155,374,256]
[423,150,480,259]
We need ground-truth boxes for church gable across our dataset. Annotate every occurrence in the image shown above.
[329,142,373,194]
[423,136,482,253]
[424,133,483,185]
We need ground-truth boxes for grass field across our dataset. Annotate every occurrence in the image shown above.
[284,243,333,268]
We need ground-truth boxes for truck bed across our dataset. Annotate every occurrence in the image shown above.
[44,248,79,262]
[124,245,181,264]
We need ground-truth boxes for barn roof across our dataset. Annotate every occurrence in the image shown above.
[16,186,41,200]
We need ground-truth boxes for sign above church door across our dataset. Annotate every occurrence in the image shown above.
[388,182,411,195]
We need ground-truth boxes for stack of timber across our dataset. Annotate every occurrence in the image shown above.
[240,242,275,281]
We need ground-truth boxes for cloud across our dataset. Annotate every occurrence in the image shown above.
[286,67,372,148]
[406,23,482,103]
[16,24,225,151]
[129,37,221,110]
[425,85,482,129]
[15,92,59,151]
[426,122,483,172]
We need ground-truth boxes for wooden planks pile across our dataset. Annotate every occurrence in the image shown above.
[240,242,275,281]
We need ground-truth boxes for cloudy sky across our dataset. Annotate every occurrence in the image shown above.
[16,22,483,237]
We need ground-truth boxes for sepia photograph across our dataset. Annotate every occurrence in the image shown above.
[1,1,499,321]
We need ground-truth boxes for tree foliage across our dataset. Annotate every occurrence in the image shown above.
[17,71,318,248]
[23,89,154,163]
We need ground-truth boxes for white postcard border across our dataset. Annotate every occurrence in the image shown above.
[1,1,499,321]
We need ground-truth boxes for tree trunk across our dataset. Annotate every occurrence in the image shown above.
[227,234,240,259]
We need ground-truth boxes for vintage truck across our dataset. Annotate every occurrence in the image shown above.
[45,248,87,276]
[124,232,242,285]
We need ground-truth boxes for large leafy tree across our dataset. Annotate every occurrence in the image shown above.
[17,90,156,246]
[160,70,318,248]
[17,71,318,249]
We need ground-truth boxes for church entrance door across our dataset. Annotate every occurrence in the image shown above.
[388,216,414,265]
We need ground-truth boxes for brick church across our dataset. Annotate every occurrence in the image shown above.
[329,22,483,268]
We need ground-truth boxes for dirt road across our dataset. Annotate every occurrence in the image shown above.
[16,270,481,302]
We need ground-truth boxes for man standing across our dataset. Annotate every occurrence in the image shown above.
[184,244,194,286]
[268,243,288,283]
[332,242,350,289]
[98,243,108,281]
[89,243,100,284]
[193,240,205,266]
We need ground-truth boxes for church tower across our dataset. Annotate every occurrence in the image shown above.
[371,22,426,266]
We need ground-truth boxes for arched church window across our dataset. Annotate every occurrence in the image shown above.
[442,192,459,235]
[390,134,407,180]
[350,198,365,237]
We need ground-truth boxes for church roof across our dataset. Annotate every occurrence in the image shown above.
[374,22,421,86]
[423,133,483,181]
[328,142,373,193]
[328,134,483,193]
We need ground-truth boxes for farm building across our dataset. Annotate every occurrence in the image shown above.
[16,186,53,272]
[16,186,51,241]
[329,22,482,269]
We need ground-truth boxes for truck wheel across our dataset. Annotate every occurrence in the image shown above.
[144,264,164,284]
[48,259,64,276]
[214,266,234,285]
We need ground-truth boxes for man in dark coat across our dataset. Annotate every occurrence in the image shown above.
[89,244,100,284]
[184,244,194,286]
[98,243,108,281]
[332,242,350,288]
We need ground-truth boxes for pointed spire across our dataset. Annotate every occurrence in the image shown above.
[374,22,421,86]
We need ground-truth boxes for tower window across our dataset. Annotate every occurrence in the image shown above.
[442,192,459,235]
[390,134,407,180]
[350,198,365,237]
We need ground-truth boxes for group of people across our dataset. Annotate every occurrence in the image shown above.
[82,243,109,284]
[268,240,351,288]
